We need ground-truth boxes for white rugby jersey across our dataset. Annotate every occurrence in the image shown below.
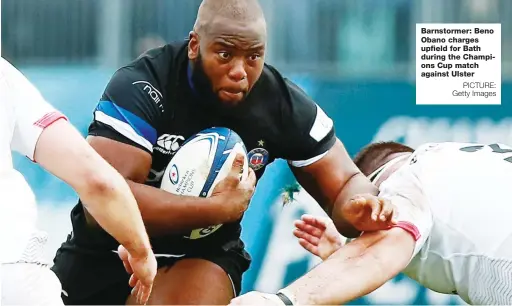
[0,57,66,264]
[379,142,512,304]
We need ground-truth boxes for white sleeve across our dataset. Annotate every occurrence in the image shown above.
[378,165,433,259]
[1,58,67,160]
[0,264,2,306]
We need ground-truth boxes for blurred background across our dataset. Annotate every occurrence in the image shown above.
[2,0,512,304]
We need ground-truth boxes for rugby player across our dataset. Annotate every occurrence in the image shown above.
[231,141,512,305]
[51,0,395,304]
[0,57,156,305]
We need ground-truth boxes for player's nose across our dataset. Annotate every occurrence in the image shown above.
[228,59,248,84]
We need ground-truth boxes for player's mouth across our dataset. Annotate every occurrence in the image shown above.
[219,88,245,102]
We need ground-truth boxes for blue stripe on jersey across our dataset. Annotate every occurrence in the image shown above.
[95,100,157,145]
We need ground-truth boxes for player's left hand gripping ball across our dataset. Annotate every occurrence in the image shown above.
[229,291,283,306]
[342,193,397,232]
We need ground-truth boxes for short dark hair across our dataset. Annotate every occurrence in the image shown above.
[353,141,414,176]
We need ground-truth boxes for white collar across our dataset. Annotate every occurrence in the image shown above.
[367,154,410,183]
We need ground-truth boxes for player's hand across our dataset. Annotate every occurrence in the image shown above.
[117,245,157,305]
[294,214,343,261]
[211,154,256,222]
[342,193,397,232]
[229,291,283,305]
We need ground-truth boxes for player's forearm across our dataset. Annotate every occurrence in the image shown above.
[332,172,378,237]
[79,175,152,258]
[126,180,230,236]
[34,120,152,257]
[284,229,412,305]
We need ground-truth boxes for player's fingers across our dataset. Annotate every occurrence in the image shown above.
[301,214,328,230]
[131,281,141,299]
[122,259,134,275]
[129,274,138,288]
[136,282,143,305]
[117,245,129,261]
[365,196,381,221]
[137,281,150,305]
[379,199,395,222]
[348,195,367,210]
[293,220,304,228]
[294,220,314,232]
[298,238,319,256]
[140,284,152,305]
[137,284,146,305]
[229,154,245,178]
[391,210,399,224]
[293,229,320,245]
[294,221,324,237]
[134,260,156,293]
[138,271,155,290]
[137,283,148,305]
[242,167,257,190]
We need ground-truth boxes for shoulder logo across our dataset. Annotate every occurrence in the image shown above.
[309,104,333,142]
[155,134,184,155]
[248,147,269,171]
[132,80,164,112]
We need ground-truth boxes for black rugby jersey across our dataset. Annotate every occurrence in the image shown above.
[69,41,336,254]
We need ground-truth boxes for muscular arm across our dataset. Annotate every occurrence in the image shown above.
[292,139,378,238]
[284,227,414,305]
[3,56,152,257]
[87,136,234,236]
[280,79,377,238]
[34,120,152,256]
[285,171,431,305]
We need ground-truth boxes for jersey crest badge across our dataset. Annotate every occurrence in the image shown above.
[248,147,269,171]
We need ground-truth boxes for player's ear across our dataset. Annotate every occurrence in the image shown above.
[188,31,199,60]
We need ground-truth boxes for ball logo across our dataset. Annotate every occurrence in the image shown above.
[248,148,269,171]
[169,164,179,185]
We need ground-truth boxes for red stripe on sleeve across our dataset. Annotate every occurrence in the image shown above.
[392,221,421,241]
[33,111,68,128]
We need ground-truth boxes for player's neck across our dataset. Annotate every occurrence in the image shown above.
[374,153,411,187]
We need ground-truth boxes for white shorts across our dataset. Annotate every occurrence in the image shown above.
[1,263,63,305]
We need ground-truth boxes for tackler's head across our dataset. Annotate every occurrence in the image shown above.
[354,141,414,185]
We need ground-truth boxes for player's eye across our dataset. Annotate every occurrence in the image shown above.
[218,51,231,60]
[248,54,261,61]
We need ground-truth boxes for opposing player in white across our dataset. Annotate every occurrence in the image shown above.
[231,141,512,305]
[0,57,157,305]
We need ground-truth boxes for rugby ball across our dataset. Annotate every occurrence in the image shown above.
[160,127,248,239]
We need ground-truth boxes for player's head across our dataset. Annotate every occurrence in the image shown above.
[354,141,414,184]
[188,0,267,106]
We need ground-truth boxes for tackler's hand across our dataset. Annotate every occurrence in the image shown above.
[294,214,344,261]
[117,245,157,305]
[341,193,397,232]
